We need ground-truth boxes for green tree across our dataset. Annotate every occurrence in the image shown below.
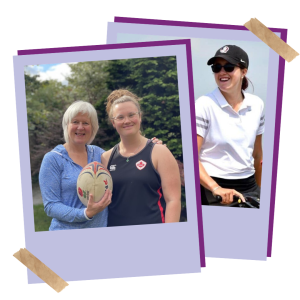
[25,74,74,177]
[104,56,182,160]
[103,57,186,220]
[68,61,109,105]
[67,61,117,150]
[25,59,187,221]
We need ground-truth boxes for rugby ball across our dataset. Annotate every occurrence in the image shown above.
[77,161,113,206]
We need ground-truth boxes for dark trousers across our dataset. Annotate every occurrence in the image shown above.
[201,174,261,206]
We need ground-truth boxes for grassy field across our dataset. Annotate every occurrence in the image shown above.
[33,201,186,230]
[33,204,51,231]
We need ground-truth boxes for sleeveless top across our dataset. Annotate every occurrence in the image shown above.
[107,141,166,227]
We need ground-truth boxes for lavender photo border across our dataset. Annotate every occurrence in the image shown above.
[112,16,287,258]
[13,39,206,281]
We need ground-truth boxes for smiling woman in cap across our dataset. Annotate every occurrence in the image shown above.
[196,45,264,206]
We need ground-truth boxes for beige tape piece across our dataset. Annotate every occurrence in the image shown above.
[244,18,299,62]
[13,248,68,293]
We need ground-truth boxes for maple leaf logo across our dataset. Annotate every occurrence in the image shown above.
[136,160,147,170]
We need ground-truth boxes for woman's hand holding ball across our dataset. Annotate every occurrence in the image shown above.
[86,189,112,219]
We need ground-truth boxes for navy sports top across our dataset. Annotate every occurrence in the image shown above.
[107,141,166,227]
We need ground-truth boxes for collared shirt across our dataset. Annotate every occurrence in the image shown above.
[195,88,265,179]
[39,144,108,231]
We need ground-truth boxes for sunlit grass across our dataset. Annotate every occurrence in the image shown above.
[34,204,51,232]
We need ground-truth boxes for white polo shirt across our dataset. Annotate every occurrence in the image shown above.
[195,88,265,179]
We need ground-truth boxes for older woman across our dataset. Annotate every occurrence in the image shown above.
[39,101,112,230]
[196,45,264,206]
[39,97,169,230]
[101,90,181,226]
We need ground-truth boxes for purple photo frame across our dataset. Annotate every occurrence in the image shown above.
[13,40,205,284]
[107,16,288,258]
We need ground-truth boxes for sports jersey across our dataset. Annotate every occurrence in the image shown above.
[195,88,264,179]
[107,141,166,227]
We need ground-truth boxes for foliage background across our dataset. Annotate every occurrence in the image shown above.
[26,56,187,230]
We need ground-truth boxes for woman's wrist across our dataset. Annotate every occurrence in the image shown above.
[211,186,221,195]
[84,208,93,220]
[207,181,220,192]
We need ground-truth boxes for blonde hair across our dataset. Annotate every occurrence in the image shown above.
[62,101,99,144]
[106,89,141,118]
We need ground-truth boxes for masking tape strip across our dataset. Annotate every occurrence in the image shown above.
[13,248,68,293]
[244,18,298,62]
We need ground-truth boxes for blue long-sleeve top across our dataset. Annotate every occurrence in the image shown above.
[39,144,108,231]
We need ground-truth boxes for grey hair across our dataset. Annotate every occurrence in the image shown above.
[109,95,141,118]
[62,101,99,144]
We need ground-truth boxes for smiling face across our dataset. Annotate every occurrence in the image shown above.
[67,113,92,146]
[213,58,247,95]
[111,101,141,137]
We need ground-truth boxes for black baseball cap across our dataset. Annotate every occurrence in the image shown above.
[207,45,249,68]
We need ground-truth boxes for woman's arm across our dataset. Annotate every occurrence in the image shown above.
[197,135,245,204]
[253,134,263,187]
[197,135,219,191]
[153,145,181,223]
[40,152,110,223]
[39,153,88,222]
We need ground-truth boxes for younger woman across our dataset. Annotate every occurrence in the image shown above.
[196,45,264,206]
[101,90,181,226]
